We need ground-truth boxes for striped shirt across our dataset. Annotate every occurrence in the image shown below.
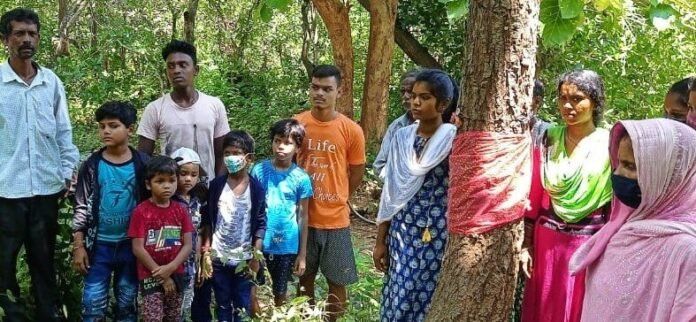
[0,61,79,198]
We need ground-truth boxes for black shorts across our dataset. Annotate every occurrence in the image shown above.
[264,253,296,296]
[304,227,358,286]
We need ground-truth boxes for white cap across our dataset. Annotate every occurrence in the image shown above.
[171,147,201,166]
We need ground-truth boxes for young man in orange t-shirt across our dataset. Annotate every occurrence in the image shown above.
[294,65,366,321]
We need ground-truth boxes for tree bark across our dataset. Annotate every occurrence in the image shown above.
[425,0,540,321]
[89,1,98,50]
[393,23,442,69]
[311,0,354,117]
[55,0,87,57]
[355,0,441,69]
[359,0,398,148]
[301,0,317,78]
[184,0,198,44]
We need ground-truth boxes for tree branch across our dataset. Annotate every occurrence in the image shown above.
[355,0,442,69]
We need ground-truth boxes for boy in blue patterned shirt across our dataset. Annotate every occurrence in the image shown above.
[251,119,313,306]
[71,101,150,321]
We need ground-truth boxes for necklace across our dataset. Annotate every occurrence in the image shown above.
[416,136,436,243]
[566,134,581,147]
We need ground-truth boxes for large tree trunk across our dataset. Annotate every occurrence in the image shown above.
[425,0,540,321]
[183,0,199,44]
[355,0,441,69]
[311,0,354,117]
[359,0,398,148]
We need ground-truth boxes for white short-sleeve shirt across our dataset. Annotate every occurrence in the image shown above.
[138,91,230,178]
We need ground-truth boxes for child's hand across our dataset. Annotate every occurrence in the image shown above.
[293,255,306,276]
[249,258,260,274]
[372,240,389,273]
[72,247,90,275]
[196,252,213,286]
[152,263,176,281]
[162,277,176,295]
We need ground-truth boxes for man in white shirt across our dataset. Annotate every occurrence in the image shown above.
[138,40,230,181]
[0,8,79,321]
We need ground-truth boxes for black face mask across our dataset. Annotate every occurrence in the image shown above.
[611,174,642,208]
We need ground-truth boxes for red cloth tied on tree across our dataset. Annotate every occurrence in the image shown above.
[448,131,531,235]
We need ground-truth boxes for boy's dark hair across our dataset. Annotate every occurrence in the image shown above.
[270,119,306,147]
[689,77,696,93]
[161,39,197,64]
[666,77,690,109]
[223,130,255,155]
[311,64,342,86]
[558,69,605,126]
[145,156,178,181]
[0,8,40,38]
[533,79,545,100]
[95,101,137,127]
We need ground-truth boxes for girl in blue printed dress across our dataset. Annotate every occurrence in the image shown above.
[373,69,458,322]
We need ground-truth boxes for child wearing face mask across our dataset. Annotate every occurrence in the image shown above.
[200,130,267,322]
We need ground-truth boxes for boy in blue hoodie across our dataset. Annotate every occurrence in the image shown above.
[199,130,267,322]
[71,101,150,321]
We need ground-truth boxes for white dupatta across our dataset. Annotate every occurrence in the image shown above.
[376,122,456,224]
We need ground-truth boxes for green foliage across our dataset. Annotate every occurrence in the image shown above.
[559,0,585,19]
[0,0,693,320]
[442,0,693,47]
[541,0,586,47]
[649,3,679,30]
[594,0,624,12]
[438,0,469,21]
[14,200,83,321]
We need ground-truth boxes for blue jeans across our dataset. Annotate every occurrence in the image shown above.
[190,279,213,322]
[211,261,253,322]
[82,241,138,322]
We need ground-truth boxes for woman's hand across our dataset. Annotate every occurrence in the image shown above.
[373,241,389,273]
[519,247,533,279]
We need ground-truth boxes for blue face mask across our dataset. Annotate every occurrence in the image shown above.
[611,174,641,209]
[224,155,247,174]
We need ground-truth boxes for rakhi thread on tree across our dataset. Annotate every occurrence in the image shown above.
[447,132,532,235]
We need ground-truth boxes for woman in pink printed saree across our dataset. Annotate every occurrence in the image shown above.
[570,118,696,322]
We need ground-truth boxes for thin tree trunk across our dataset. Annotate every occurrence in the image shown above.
[301,0,317,78]
[89,1,98,50]
[170,7,179,39]
[184,0,198,44]
[55,0,86,57]
[360,0,398,147]
[425,0,540,321]
[355,0,441,69]
[311,0,354,117]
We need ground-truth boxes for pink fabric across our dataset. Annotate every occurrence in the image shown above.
[524,146,544,221]
[447,132,531,235]
[521,207,598,322]
[570,119,696,322]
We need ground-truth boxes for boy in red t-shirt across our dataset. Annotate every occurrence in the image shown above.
[128,156,194,322]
